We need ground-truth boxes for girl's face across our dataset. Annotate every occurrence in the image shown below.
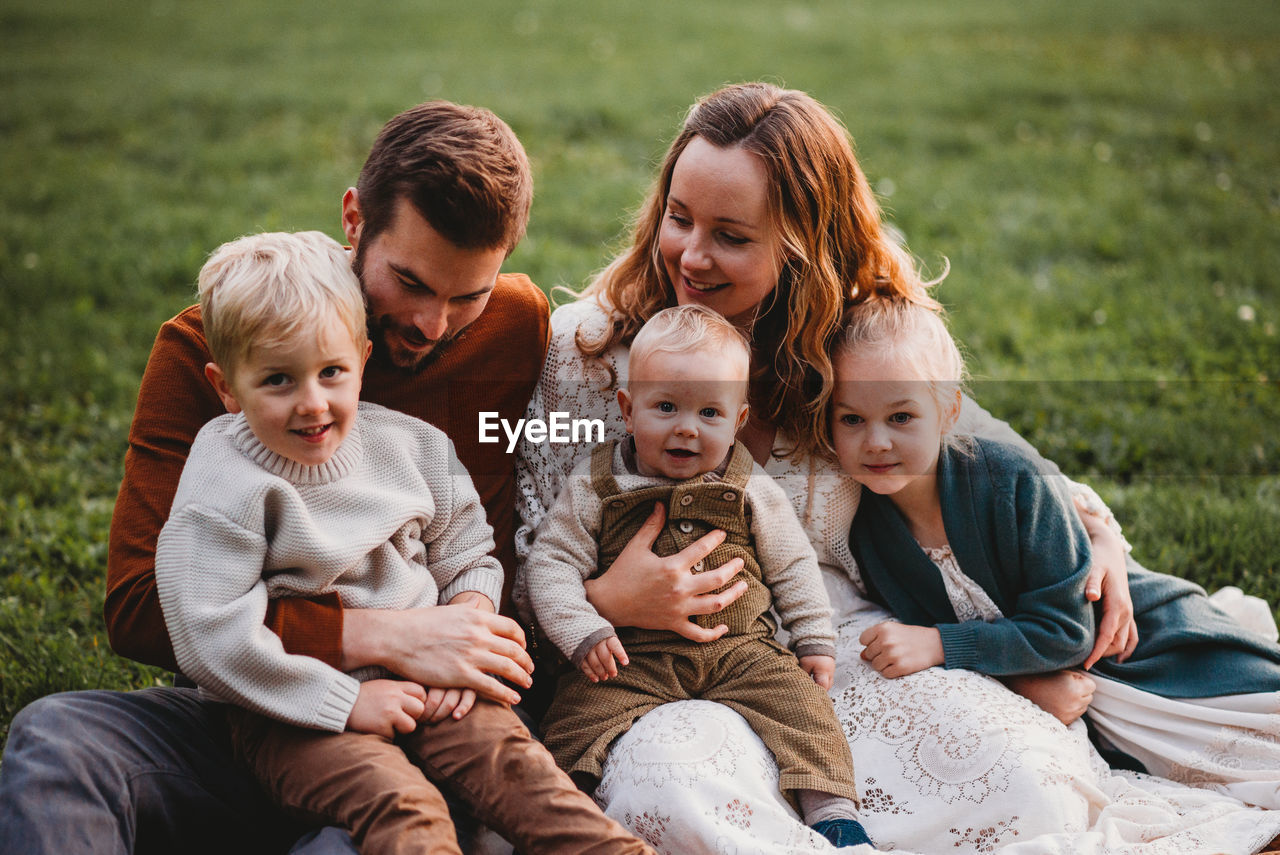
[829,348,958,505]
[659,137,785,328]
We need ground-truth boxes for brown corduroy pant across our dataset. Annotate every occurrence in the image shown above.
[228,700,655,855]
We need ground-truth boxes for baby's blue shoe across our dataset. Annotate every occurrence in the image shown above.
[812,817,873,848]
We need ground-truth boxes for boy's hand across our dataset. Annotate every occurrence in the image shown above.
[1003,669,1096,726]
[448,591,496,613]
[420,687,478,722]
[579,636,629,683]
[347,679,427,738]
[799,654,836,690]
[859,622,944,678]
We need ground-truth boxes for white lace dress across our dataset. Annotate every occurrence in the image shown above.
[515,298,1280,855]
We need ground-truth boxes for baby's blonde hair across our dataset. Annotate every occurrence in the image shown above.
[828,298,968,450]
[198,231,367,376]
[628,304,751,385]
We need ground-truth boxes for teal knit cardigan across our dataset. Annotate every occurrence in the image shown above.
[850,437,1280,698]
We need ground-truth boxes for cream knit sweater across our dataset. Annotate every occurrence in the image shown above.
[156,402,503,733]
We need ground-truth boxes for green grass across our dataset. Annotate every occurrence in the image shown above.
[2,0,1277,748]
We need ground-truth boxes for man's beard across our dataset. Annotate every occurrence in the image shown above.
[353,239,459,374]
[369,315,460,374]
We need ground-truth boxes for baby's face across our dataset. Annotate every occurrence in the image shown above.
[620,347,749,480]
[217,316,368,467]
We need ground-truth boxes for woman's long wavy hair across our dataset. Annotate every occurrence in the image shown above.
[578,82,941,458]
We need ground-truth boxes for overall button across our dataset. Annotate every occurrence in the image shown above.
[679,494,694,507]
[610,500,625,508]
[678,520,694,534]
[722,491,737,501]
[692,560,705,573]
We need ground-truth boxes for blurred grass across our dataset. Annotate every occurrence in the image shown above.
[2,0,1277,748]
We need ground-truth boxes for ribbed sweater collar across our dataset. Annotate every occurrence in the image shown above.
[228,414,364,485]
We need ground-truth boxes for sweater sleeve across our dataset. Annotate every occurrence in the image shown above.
[747,471,836,660]
[419,433,505,608]
[105,308,344,670]
[155,503,360,732]
[520,459,616,665]
[956,393,1129,549]
[936,465,1096,675]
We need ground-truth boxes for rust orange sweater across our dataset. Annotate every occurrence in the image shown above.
[105,273,550,671]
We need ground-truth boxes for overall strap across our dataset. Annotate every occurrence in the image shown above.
[589,439,621,500]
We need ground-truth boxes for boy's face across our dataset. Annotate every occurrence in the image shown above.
[829,348,957,504]
[618,347,749,480]
[205,316,371,467]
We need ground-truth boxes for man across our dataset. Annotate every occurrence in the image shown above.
[0,101,644,855]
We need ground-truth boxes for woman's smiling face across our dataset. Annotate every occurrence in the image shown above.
[658,136,785,327]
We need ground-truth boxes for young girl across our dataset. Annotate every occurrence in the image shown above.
[830,296,1280,809]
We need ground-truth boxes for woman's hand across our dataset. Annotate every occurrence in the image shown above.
[1074,498,1139,669]
[1003,670,1096,727]
[583,502,749,642]
[858,622,944,678]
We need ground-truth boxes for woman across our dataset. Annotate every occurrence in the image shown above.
[516,83,1280,854]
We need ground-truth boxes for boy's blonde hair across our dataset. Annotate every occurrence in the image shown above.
[828,298,969,450]
[198,231,367,375]
[628,304,751,384]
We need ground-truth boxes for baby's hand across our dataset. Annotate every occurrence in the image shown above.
[1003,670,1096,726]
[799,654,835,690]
[421,687,478,722]
[579,636,629,683]
[347,679,427,737]
[858,622,944,678]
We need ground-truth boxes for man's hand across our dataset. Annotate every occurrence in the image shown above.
[584,502,749,643]
[1003,670,1096,726]
[347,679,427,738]
[799,654,835,690]
[341,605,533,707]
[1075,499,1139,669]
[448,591,496,612]
[859,622,944,678]
[579,636,629,683]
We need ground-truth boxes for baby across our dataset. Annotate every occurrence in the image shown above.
[154,231,653,854]
[521,304,870,849]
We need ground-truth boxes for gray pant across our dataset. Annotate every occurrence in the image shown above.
[0,688,357,855]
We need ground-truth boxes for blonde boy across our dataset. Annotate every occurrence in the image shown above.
[155,231,652,855]
[521,304,871,848]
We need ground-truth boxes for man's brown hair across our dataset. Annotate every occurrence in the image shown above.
[355,100,532,254]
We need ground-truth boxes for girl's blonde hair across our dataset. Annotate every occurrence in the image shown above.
[826,297,969,453]
[578,81,940,457]
[629,304,750,384]
[198,231,367,376]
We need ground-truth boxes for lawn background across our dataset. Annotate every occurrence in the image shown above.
[2,0,1277,749]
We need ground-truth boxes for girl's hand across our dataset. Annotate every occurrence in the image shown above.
[420,687,477,722]
[799,654,836,690]
[1003,669,1096,726]
[347,679,427,737]
[579,636,629,683]
[584,502,749,642]
[1074,499,1139,669]
[858,622,944,678]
